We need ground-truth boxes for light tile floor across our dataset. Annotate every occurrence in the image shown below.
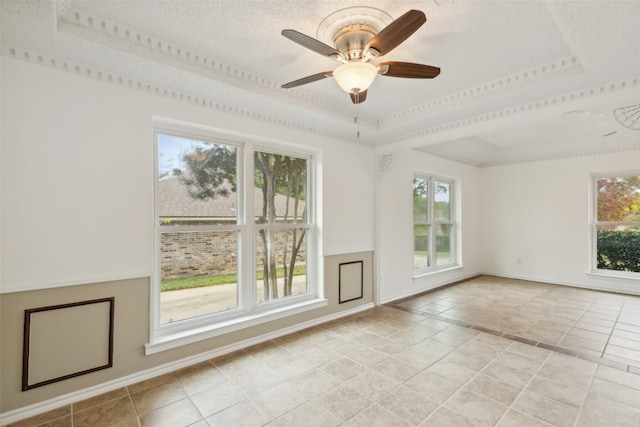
[7,276,640,427]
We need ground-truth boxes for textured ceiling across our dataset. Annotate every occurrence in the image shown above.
[2,0,640,165]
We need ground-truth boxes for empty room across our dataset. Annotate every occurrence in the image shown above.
[1,1,639,426]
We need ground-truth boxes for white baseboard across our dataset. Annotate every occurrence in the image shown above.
[0,302,374,425]
[480,270,640,296]
[379,272,480,305]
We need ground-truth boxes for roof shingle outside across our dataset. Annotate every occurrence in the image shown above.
[158,176,305,219]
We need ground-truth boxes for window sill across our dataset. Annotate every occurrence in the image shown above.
[587,271,640,282]
[145,298,328,355]
[413,265,463,281]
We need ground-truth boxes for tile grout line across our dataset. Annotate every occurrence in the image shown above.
[571,357,600,427]
[318,313,485,425]
[494,349,555,427]
[11,294,638,427]
[337,319,460,426]
[410,332,498,426]
[598,298,626,371]
[385,301,639,377]
[555,296,601,356]
[422,331,556,426]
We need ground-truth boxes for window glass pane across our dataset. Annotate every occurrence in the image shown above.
[597,176,640,222]
[413,177,429,222]
[158,134,237,226]
[256,228,308,303]
[254,152,307,224]
[160,230,238,324]
[414,224,430,269]
[434,181,451,222]
[436,224,453,266]
[596,225,640,273]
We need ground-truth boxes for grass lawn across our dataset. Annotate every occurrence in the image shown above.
[161,265,306,292]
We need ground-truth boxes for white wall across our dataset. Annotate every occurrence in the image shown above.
[0,57,375,293]
[3,52,638,305]
[376,149,482,303]
[480,150,640,294]
[322,141,376,256]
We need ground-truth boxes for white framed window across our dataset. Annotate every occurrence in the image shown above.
[591,172,640,277]
[149,123,322,353]
[413,174,456,273]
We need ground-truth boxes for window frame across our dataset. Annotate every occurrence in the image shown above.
[148,122,324,354]
[249,144,316,312]
[412,173,458,275]
[590,171,640,279]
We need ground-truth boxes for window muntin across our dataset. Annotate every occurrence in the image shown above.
[592,173,640,275]
[413,175,456,272]
[155,130,316,337]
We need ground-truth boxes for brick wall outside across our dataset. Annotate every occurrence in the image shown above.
[160,230,306,280]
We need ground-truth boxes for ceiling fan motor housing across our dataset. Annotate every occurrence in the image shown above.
[333,24,377,62]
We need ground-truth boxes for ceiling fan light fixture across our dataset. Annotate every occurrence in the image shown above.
[333,62,377,93]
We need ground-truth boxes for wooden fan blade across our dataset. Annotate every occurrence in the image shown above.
[378,61,440,78]
[350,90,367,104]
[281,71,333,89]
[282,30,343,60]
[365,10,426,57]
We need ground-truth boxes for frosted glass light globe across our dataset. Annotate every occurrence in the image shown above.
[333,62,377,93]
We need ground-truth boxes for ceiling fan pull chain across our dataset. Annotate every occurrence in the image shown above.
[354,107,360,139]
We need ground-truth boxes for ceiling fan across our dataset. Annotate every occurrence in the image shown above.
[281,9,440,104]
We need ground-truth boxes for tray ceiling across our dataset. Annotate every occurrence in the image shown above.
[2,0,639,165]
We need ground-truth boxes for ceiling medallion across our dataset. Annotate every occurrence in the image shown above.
[613,104,640,131]
[316,7,393,48]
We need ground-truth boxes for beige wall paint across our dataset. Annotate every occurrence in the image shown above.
[1,278,150,412]
[0,251,373,413]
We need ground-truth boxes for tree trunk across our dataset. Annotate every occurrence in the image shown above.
[256,153,281,300]
[259,229,270,300]
[284,160,304,296]
[286,228,305,295]
[282,159,292,296]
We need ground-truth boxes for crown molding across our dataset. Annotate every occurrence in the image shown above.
[414,148,482,168]
[479,145,640,168]
[55,4,380,129]
[1,46,368,146]
[7,41,637,158]
[5,2,638,158]
[418,144,640,168]
[378,55,584,130]
[378,74,640,147]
